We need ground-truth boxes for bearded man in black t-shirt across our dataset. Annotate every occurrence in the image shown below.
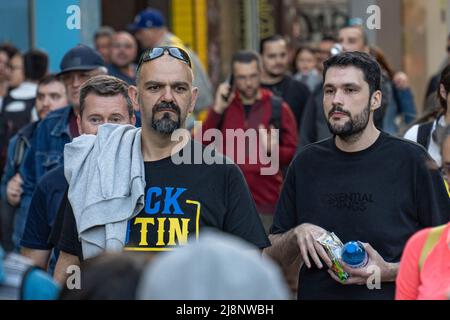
[264,51,450,300]
[52,47,270,284]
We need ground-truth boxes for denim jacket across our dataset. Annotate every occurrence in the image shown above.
[0,121,38,202]
[18,106,73,247]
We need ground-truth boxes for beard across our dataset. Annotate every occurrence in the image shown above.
[238,87,258,101]
[265,65,286,78]
[150,101,181,135]
[327,102,371,139]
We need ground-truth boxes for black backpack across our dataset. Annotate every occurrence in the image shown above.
[416,121,434,149]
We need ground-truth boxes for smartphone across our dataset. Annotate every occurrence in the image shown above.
[221,74,234,102]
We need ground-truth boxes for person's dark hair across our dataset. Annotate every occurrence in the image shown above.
[0,43,19,59]
[94,26,115,41]
[23,49,48,81]
[79,75,134,118]
[37,73,63,88]
[321,34,337,43]
[59,253,149,300]
[438,64,450,112]
[323,51,381,98]
[408,65,450,128]
[231,50,261,71]
[259,35,285,54]
[292,46,316,73]
[370,46,395,80]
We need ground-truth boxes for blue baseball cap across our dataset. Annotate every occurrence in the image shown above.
[128,8,166,31]
[59,44,105,75]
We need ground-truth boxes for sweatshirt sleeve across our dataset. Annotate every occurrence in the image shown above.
[395,228,429,300]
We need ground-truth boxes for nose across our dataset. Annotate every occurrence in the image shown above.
[161,86,175,102]
[42,95,51,108]
[331,89,345,106]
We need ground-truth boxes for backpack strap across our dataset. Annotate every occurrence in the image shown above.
[269,95,283,130]
[418,224,446,271]
[417,121,434,149]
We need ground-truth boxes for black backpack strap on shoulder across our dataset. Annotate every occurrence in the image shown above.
[417,121,434,149]
[269,95,283,130]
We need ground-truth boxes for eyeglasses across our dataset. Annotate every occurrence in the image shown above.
[137,46,192,70]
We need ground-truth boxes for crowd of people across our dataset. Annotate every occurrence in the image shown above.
[0,7,449,300]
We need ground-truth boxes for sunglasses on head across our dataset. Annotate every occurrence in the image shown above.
[137,46,192,70]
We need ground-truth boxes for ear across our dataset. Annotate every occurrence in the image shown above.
[128,85,139,111]
[76,113,83,135]
[189,87,198,114]
[439,84,447,102]
[370,90,382,111]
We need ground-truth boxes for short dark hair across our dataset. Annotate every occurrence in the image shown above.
[321,34,337,42]
[259,35,285,54]
[37,73,63,87]
[79,75,134,118]
[24,49,48,81]
[323,51,381,97]
[231,50,261,71]
[0,43,19,59]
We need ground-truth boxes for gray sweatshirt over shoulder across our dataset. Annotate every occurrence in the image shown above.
[64,124,146,259]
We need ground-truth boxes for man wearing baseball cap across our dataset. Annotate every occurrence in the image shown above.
[17,45,107,251]
[129,8,213,123]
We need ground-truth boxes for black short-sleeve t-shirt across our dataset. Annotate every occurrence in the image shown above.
[52,141,270,260]
[272,132,450,300]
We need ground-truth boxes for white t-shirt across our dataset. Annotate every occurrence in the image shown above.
[403,116,446,166]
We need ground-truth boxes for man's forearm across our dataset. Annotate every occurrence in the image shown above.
[384,262,400,282]
[263,229,301,268]
[54,251,80,285]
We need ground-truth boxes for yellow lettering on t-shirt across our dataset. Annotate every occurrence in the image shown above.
[156,217,166,246]
[134,218,155,246]
[167,218,190,245]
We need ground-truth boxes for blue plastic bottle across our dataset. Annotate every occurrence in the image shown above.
[341,241,368,268]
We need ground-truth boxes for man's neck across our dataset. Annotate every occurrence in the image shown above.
[141,127,190,162]
[335,122,380,153]
[260,71,285,85]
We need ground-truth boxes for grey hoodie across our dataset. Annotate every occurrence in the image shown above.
[64,124,146,259]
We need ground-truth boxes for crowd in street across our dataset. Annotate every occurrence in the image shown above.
[0,8,449,300]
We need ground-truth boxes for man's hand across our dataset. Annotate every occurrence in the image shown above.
[293,223,331,269]
[258,124,278,156]
[328,242,398,285]
[213,82,234,114]
[393,71,409,89]
[6,173,23,206]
